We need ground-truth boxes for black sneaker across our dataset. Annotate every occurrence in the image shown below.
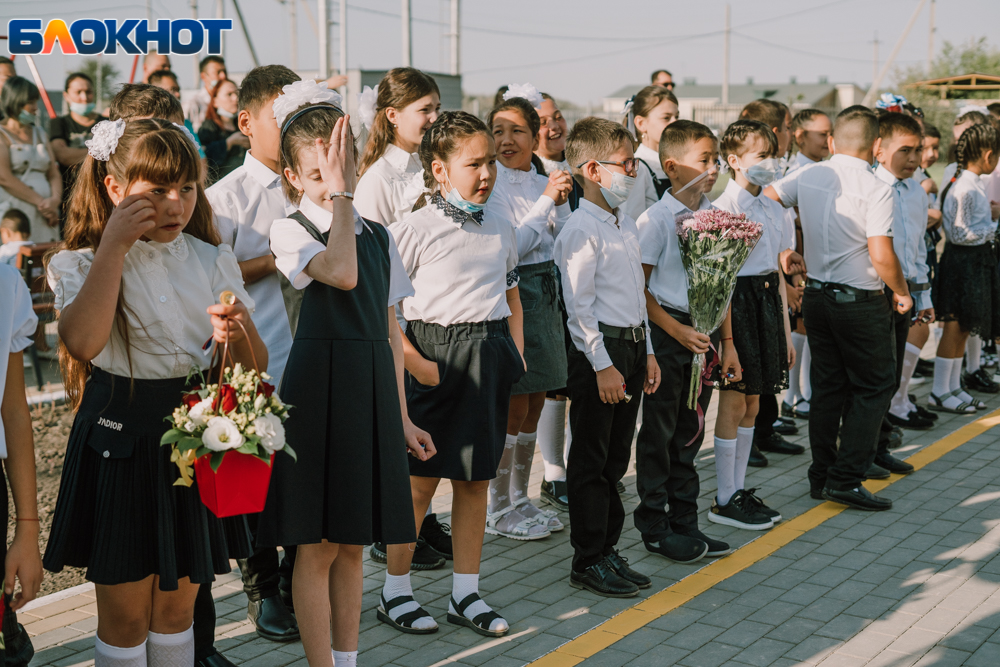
[744,487,782,522]
[540,479,569,511]
[708,490,774,530]
[755,432,805,455]
[674,528,731,557]
[421,514,453,560]
[570,558,639,598]
[964,369,1000,393]
[605,550,651,589]
[748,441,768,467]
[643,533,708,563]
[369,538,446,570]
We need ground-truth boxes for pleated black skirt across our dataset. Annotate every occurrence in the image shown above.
[42,369,252,591]
[934,242,1000,340]
[256,338,416,548]
[721,273,789,396]
[512,261,568,395]
[405,319,525,481]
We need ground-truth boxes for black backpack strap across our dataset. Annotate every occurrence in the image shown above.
[637,157,669,198]
[289,210,329,244]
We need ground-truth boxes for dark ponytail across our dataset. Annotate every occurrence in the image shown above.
[411,111,491,212]
[940,123,1000,206]
[488,96,547,175]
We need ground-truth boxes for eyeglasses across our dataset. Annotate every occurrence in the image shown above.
[577,159,639,175]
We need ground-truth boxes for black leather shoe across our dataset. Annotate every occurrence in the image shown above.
[675,528,731,556]
[810,486,825,500]
[747,441,769,467]
[756,432,805,455]
[964,368,1000,393]
[772,418,799,436]
[570,558,639,597]
[421,514,453,559]
[886,410,934,430]
[196,652,238,667]
[540,479,569,511]
[875,452,915,475]
[822,486,892,511]
[644,533,709,563]
[912,403,938,421]
[865,463,890,480]
[884,429,904,450]
[605,550,651,588]
[916,358,934,375]
[248,596,300,642]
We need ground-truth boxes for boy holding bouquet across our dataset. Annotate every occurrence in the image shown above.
[554,117,661,598]
[634,120,738,563]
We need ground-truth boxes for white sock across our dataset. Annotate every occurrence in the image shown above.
[382,573,436,630]
[933,357,953,397]
[488,434,517,514]
[714,436,738,506]
[511,431,536,504]
[800,340,812,401]
[890,343,921,418]
[537,400,567,482]
[967,335,982,373]
[451,573,508,633]
[146,626,193,667]
[94,638,146,667]
[787,333,807,403]
[950,355,964,393]
[333,650,358,667]
[734,427,754,491]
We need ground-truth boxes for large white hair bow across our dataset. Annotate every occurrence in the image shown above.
[956,104,990,120]
[357,85,378,129]
[273,79,345,128]
[503,83,543,109]
[173,122,199,149]
[85,119,127,162]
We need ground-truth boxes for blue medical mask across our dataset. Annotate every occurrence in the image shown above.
[736,157,782,187]
[445,171,488,214]
[18,110,35,126]
[598,163,636,210]
[70,102,96,116]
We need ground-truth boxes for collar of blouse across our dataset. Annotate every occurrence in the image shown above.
[432,192,484,227]
[129,233,190,264]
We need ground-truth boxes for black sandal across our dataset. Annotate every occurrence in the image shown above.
[446,593,509,637]
[376,593,438,634]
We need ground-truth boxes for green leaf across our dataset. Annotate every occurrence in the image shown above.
[282,443,297,462]
[210,451,225,472]
[160,429,187,445]
[195,446,211,459]
[178,437,203,452]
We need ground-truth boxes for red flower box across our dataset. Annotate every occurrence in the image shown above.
[194,452,275,518]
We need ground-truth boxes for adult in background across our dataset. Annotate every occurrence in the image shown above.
[651,69,675,90]
[0,77,61,243]
[141,50,171,83]
[49,72,106,227]
[149,70,182,99]
[0,57,15,92]
[197,79,249,185]
[185,56,227,132]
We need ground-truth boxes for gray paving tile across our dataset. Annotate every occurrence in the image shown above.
[677,641,741,667]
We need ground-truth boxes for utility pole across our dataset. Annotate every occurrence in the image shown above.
[217,0,225,59]
[449,0,460,76]
[872,31,879,88]
[339,0,347,92]
[862,0,928,107]
[722,3,730,105]
[318,0,329,78]
[927,0,935,72]
[289,0,298,71]
[402,0,412,67]
[192,0,199,85]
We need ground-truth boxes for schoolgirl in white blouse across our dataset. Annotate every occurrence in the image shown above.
[623,85,679,221]
[43,119,265,667]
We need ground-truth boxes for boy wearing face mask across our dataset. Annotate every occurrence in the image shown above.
[634,120,737,564]
[710,120,797,531]
[554,117,661,598]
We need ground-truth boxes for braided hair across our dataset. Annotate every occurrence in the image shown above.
[488,96,547,175]
[940,123,1000,206]
[412,110,492,212]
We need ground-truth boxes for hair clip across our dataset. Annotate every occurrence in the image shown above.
[503,83,543,109]
[273,79,345,128]
[85,119,127,162]
[357,85,378,129]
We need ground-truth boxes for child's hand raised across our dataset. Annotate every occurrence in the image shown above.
[102,194,157,254]
[544,170,574,207]
[317,114,357,197]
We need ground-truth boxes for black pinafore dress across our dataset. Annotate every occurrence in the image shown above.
[256,212,416,548]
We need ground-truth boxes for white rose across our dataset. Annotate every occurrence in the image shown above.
[253,413,285,454]
[187,397,214,429]
[254,394,267,411]
[202,416,244,452]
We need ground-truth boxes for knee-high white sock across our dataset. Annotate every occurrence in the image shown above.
[714,436,738,506]
[451,573,508,633]
[787,333,807,403]
[933,357,954,397]
[382,572,436,630]
[333,650,358,666]
[511,431,536,504]
[800,340,812,401]
[95,638,146,667]
[967,335,983,373]
[489,434,518,514]
[890,343,922,418]
[537,400,567,482]
[734,427,755,491]
[146,626,193,667]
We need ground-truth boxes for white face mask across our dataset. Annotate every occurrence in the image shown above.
[218,108,235,120]
[736,157,782,187]
[674,161,721,196]
[598,163,636,209]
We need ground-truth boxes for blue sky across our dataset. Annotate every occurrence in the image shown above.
[5,0,997,105]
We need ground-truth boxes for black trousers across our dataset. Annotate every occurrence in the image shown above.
[755,394,778,439]
[803,286,896,491]
[566,335,646,571]
[634,315,719,542]
[878,290,912,454]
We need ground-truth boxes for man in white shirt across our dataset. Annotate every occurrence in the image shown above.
[766,106,911,512]
[555,118,660,599]
[184,55,227,132]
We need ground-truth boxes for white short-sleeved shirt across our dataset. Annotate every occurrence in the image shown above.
[270,195,413,309]
[554,199,653,371]
[712,179,794,277]
[941,170,999,246]
[0,264,38,459]
[354,144,425,225]
[47,234,254,379]
[784,151,816,177]
[489,163,571,266]
[875,165,933,310]
[771,154,894,290]
[207,152,295,383]
[636,190,715,314]
[391,193,519,327]
[0,240,30,266]
[624,143,665,222]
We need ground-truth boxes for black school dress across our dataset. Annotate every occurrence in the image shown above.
[256,212,416,548]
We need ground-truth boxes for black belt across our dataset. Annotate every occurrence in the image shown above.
[805,279,884,301]
[907,280,930,292]
[599,321,646,343]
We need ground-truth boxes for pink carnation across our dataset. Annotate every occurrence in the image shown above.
[676,209,763,246]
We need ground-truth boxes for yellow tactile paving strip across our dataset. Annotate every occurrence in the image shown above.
[528,408,1000,666]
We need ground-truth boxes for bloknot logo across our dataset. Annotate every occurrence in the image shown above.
[6,18,233,56]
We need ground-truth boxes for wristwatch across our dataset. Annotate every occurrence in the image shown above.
[327,191,354,200]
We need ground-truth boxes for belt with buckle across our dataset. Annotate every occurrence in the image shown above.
[805,279,884,302]
[599,322,646,343]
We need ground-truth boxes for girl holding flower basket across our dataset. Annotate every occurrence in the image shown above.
[43,118,265,667]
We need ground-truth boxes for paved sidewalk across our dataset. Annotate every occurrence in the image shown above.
[20,375,1000,667]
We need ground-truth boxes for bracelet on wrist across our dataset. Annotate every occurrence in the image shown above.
[721,337,733,341]
[327,191,354,201]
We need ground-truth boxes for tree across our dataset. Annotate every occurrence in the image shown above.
[77,59,121,107]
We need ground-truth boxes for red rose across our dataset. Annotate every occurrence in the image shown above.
[182,387,202,409]
[257,382,275,398]
[215,384,238,414]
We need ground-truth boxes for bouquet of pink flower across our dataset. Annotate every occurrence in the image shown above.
[675,209,763,408]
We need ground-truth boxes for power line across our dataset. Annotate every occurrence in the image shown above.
[731,31,874,64]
